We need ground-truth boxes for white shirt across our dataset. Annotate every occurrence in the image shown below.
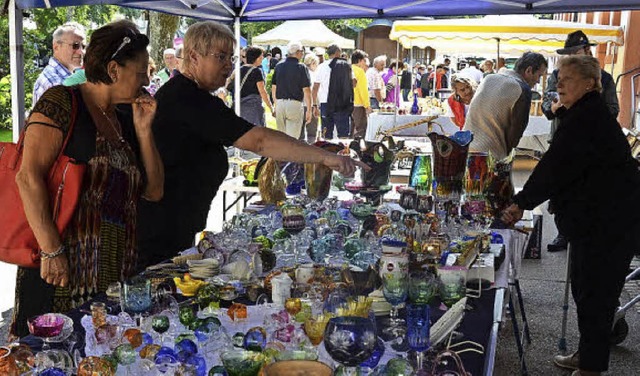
[459,66,484,84]
[366,67,386,99]
[314,61,332,104]
[314,59,356,104]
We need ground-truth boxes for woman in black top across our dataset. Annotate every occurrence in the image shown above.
[239,46,273,126]
[137,21,367,269]
[502,55,640,376]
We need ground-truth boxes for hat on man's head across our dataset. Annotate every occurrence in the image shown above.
[556,30,596,55]
[314,47,326,56]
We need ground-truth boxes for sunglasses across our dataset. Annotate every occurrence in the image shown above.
[59,41,86,50]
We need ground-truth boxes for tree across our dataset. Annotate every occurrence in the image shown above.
[149,11,180,69]
[0,5,127,130]
[323,18,371,41]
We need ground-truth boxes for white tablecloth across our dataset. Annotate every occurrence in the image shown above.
[365,113,551,152]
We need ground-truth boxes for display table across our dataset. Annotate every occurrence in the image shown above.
[219,176,260,221]
[19,229,529,376]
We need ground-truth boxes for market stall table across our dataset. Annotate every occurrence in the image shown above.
[365,113,551,153]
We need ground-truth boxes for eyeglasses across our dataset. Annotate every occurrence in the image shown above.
[111,36,131,60]
[210,52,237,64]
[59,41,86,50]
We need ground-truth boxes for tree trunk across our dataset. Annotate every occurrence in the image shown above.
[149,11,180,70]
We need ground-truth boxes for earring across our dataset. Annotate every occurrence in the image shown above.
[111,75,117,83]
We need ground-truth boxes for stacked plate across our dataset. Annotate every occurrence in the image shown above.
[187,258,221,279]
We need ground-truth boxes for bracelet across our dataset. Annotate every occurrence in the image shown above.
[312,104,318,107]
[40,245,66,260]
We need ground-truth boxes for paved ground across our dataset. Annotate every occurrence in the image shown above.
[494,159,640,375]
[1,156,638,376]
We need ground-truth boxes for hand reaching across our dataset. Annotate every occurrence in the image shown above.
[132,94,157,136]
[322,154,371,178]
[501,203,524,227]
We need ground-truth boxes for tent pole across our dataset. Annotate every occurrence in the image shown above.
[396,40,400,106]
[9,0,25,143]
[496,37,500,68]
[234,16,242,116]
[610,42,617,77]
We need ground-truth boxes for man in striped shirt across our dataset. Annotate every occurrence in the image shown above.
[32,22,85,104]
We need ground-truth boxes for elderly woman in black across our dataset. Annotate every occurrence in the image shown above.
[13,20,163,337]
[502,55,640,376]
[137,21,366,269]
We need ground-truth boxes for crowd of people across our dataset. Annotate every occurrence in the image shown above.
[12,18,640,376]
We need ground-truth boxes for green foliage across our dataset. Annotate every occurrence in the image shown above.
[149,11,181,70]
[324,19,371,41]
[0,127,12,142]
[0,6,124,131]
[265,70,274,102]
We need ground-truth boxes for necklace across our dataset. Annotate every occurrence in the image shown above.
[96,104,125,144]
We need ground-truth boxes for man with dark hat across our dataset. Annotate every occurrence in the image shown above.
[542,30,619,253]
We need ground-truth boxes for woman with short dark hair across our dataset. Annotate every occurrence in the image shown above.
[12,20,163,337]
[238,45,273,126]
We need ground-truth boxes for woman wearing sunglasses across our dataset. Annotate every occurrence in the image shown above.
[136,21,368,269]
[12,20,163,337]
[32,22,86,104]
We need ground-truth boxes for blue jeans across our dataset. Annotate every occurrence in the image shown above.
[320,103,351,139]
[402,88,410,102]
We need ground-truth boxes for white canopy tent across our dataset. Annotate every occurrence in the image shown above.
[389,15,625,56]
[252,20,355,49]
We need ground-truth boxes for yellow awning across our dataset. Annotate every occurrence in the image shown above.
[390,15,624,56]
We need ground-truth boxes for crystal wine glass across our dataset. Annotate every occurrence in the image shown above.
[406,303,431,371]
[281,203,306,264]
[350,202,375,239]
[381,273,409,338]
[324,316,376,376]
[27,314,65,351]
[151,315,171,346]
[122,277,152,326]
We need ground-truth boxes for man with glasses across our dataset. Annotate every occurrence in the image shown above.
[32,22,86,104]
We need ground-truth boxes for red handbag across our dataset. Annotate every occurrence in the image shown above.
[0,87,85,268]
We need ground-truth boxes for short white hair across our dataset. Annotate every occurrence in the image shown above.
[373,55,387,65]
[52,22,85,42]
[163,48,176,56]
[287,41,303,55]
[304,53,319,66]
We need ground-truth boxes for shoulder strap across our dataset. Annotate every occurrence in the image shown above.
[240,66,258,92]
[17,87,78,158]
